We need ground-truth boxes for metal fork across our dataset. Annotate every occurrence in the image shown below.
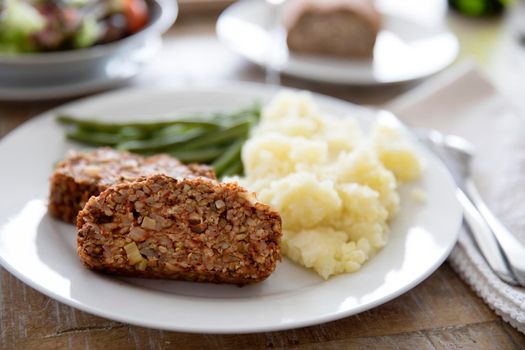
[417,129,525,287]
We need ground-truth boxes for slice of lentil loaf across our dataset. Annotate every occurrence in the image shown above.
[77,174,282,284]
[49,148,215,223]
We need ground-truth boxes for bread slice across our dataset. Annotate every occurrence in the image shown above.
[284,0,381,58]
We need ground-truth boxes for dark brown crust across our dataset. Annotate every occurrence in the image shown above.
[77,175,282,285]
[48,172,105,224]
[48,148,216,223]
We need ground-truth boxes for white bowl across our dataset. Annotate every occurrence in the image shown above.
[0,0,177,88]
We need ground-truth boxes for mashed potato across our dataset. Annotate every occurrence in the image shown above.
[239,91,422,279]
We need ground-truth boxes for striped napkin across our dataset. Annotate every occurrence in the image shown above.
[388,62,525,334]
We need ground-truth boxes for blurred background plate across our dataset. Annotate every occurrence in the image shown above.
[217,0,460,85]
[0,0,177,101]
[0,37,161,101]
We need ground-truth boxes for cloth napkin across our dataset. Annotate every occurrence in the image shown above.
[387,62,525,334]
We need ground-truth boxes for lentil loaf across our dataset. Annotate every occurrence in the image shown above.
[77,174,282,284]
[48,148,215,223]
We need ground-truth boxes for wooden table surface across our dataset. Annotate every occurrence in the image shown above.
[1,4,525,350]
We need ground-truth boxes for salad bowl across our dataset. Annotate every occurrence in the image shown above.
[0,0,177,98]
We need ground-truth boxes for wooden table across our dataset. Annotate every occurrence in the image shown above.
[1,5,525,350]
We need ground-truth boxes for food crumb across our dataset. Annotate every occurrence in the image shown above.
[411,188,427,203]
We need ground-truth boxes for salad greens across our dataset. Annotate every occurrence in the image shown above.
[0,0,149,53]
[0,0,46,52]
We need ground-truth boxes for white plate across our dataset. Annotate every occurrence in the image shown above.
[216,0,460,85]
[0,84,462,333]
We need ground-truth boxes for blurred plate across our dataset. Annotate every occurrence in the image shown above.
[0,0,177,101]
[217,0,459,85]
[0,84,462,333]
[0,38,161,101]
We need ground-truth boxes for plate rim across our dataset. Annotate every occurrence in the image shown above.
[0,82,462,333]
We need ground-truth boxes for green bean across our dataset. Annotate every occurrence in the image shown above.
[156,124,198,137]
[212,139,244,177]
[57,104,260,133]
[117,128,206,152]
[177,118,255,151]
[205,104,261,124]
[66,131,122,146]
[57,104,261,168]
[56,115,223,133]
[117,126,151,141]
[167,147,226,163]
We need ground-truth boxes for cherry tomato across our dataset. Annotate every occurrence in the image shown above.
[123,0,149,33]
